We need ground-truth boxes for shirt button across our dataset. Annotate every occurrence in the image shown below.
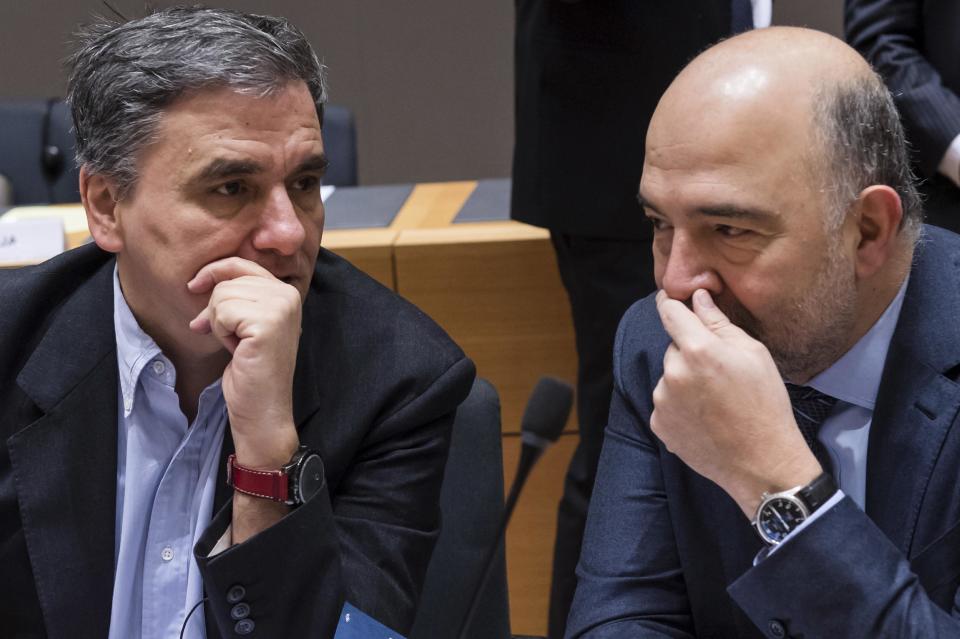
[152,360,165,375]
[231,602,251,620]
[234,618,255,635]
[160,547,174,562]
[768,619,786,638]
[226,585,246,604]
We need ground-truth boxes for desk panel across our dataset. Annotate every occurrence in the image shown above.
[394,221,577,433]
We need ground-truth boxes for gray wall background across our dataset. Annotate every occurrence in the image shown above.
[0,1,842,186]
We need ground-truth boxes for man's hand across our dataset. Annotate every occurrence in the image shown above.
[651,289,822,518]
[188,257,302,542]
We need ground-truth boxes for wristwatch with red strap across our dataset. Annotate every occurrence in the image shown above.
[227,445,325,507]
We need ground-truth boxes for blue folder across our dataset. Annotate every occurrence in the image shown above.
[333,602,407,639]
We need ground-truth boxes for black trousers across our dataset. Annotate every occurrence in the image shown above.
[547,232,656,639]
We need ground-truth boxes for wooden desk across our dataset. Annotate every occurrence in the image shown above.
[394,221,576,433]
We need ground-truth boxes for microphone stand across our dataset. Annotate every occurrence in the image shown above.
[456,444,542,639]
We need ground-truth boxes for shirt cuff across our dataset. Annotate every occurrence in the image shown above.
[938,134,960,188]
[753,490,844,565]
[210,524,232,556]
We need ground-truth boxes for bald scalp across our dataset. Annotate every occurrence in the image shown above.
[649,26,920,237]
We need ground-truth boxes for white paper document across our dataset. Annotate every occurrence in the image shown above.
[0,217,65,263]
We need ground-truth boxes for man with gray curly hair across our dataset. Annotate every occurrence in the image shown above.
[0,7,474,639]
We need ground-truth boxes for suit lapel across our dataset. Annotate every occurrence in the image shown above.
[8,259,118,639]
[866,228,960,557]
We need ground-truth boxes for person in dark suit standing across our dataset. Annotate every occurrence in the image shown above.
[511,2,765,635]
[569,26,960,637]
[846,0,960,232]
[0,8,474,638]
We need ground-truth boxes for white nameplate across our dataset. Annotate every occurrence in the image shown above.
[0,217,65,263]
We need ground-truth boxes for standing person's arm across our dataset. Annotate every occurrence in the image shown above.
[845,0,960,186]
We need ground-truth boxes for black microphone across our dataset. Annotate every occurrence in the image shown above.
[457,376,573,639]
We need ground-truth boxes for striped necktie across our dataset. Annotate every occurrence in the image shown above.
[785,383,838,474]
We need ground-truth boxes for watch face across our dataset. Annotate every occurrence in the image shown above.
[295,454,325,504]
[758,497,807,544]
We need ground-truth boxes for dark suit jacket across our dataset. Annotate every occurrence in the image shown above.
[568,225,960,637]
[0,244,475,638]
[846,0,960,231]
[511,0,731,239]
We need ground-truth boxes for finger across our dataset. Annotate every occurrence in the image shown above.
[187,257,275,294]
[691,289,739,337]
[189,307,212,334]
[656,290,715,350]
[207,299,263,354]
[207,277,272,307]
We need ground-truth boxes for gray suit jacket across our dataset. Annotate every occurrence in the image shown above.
[568,225,960,637]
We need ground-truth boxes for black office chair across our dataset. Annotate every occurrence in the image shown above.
[411,378,512,639]
[0,99,79,206]
[322,104,358,187]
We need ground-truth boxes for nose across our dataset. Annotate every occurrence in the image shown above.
[657,231,722,302]
[251,186,307,256]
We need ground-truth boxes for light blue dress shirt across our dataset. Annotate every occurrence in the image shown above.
[768,277,909,553]
[108,266,228,639]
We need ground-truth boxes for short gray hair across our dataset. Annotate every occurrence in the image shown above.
[813,72,922,239]
[67,6,328,198]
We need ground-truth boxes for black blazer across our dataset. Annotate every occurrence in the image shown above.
[846,0,960,231]
[511,0,731,239]
[569,226,960,637]
[0,244,475,638]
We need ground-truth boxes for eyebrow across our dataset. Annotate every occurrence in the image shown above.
[637,193,777,222]
[193,153,329,183]
[696,204,777,222]
[195,158,264,183]
[293,153,330,176]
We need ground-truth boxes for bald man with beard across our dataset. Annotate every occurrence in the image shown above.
[567,27,960,638]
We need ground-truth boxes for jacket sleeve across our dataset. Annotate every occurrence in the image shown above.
[729,496,960,637]
[193,356,476,639]
[566,307,695,638]
[845,0,960,178]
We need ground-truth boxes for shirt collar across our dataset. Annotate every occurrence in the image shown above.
[112,265,162,417]
[806,277,909,410]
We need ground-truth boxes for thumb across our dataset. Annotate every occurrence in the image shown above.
[691,289,742,337]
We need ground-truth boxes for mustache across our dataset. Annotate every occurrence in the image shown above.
[673,291,763,340]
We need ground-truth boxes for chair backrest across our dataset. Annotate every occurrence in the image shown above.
[0,99,358,206]
[0,99,80,206]
[322,104,358,187]
[410,378,511,639]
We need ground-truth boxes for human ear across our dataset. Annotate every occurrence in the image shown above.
[851,185,903,279]
[80,166,124,253]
